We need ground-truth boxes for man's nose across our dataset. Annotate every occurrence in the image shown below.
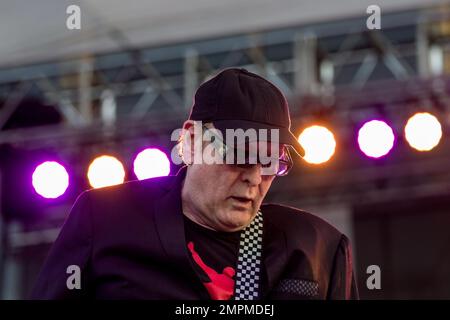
[240,164,262,186]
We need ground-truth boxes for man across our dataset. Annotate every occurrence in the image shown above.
[31,68,358,300]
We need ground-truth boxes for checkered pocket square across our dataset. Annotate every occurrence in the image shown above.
[274,278,319,297]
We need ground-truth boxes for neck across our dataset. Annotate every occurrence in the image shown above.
[181,177,217,232]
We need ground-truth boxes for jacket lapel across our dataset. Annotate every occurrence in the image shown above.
[153,166,210,298]
[153,166,188,266]
[261,218,289,298]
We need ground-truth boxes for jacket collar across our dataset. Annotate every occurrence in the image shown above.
[153,166,210,298]
[261,215,289,298]
[153,165,190,267]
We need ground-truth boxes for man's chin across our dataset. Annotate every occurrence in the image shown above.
[220,209,256,231]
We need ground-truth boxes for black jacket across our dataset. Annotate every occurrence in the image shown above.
[31,166,358,299]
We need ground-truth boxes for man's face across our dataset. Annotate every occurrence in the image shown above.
[181,140,279,232]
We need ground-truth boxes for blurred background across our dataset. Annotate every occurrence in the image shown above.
[1,0,450,299]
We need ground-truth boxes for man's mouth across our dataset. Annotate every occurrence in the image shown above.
[230,196,253,205]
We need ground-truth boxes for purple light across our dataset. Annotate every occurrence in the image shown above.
[32,161,69,199]
[133,148,170,180]
[358,120,395,158]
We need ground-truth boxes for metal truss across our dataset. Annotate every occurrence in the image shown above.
[0,8,436,133]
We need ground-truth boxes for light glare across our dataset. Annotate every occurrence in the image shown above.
[358,120,395,158]
[405,112,442,151]
[133,148,171,180]
[298,125,336,164]
[87,155,125,188]
[32,161,69,199]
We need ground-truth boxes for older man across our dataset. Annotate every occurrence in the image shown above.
[31,68,358,300]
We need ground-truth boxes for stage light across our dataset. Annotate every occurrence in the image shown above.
[298,125,336,164]
[405,112,442,151]
[358,120,395,158]
[87,155,125,188]
[32,161,69,199]
[133,148,171,180]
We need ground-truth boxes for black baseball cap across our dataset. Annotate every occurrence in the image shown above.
[188,68,305,157]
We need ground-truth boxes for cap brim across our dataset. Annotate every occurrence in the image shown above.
[212,119,305,157]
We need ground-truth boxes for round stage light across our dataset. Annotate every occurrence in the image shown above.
[133,148,171,180]
[298,125,336,164]
[358,120,395,158]
[32,161,69,199]
[405,112,442,152]
[87,155,125,188]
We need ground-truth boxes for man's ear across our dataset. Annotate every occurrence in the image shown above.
[182,120,195,132]
[180,120,196,165]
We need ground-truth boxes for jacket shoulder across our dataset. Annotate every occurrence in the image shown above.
[76,175,176,224]
[73,174,178,236]
[84,174,176,204]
